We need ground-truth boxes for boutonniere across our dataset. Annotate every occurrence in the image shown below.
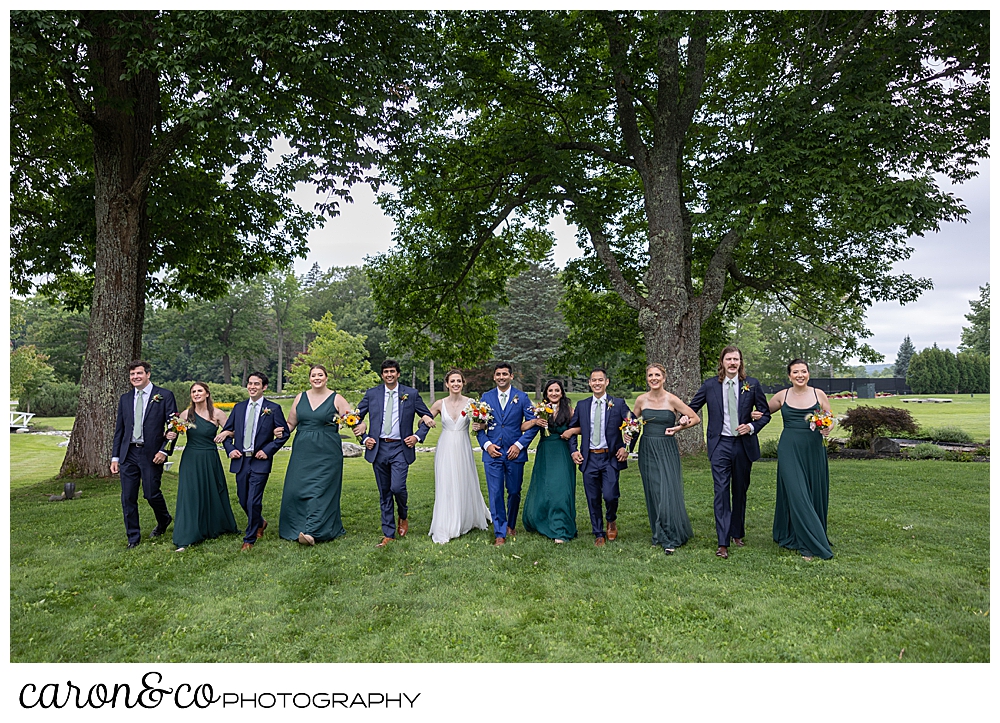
[512,395,519,405]
[261,407,272,416]
[607,400,615,409]
[741,382,751,393]
[151,394,163,403]
[400,393,409,402]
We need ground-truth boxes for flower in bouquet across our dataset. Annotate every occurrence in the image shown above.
[619,416,645,442]
[333,408,363,434]
[165,413,193,453]
[528,402,555,436]
[805,409,835,433]
[462,400,495,431]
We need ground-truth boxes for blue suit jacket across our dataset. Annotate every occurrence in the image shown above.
[357,384,432,464]
[567,395,632,470]
[689,376,771,461]
[475,386,538,463]
[111,384,178,462]
[221,397,288,474]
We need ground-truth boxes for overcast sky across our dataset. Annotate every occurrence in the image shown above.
[290,160,990,365]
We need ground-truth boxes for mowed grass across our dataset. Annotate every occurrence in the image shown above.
[10,426,989,663]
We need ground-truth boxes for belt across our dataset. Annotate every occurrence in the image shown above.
[380,438,401,443]
[590,448,608,454]
[129,442,145,448]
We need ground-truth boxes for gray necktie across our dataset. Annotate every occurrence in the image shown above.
[728,380,738,435]
[133,390,144,442]
[381,390,395,438]
[592,398,603,447]
[244,401,257,451]
[499,391,507,410]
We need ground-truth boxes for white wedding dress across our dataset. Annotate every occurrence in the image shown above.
[429,401,491,544]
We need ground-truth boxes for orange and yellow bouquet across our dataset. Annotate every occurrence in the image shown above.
[462,400,495,431]
[528,402,555,436]
[805,409,835,433]
[619,416,645,442]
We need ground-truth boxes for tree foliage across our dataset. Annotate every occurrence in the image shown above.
[907,345,988,394]
[959,284,989,357]
[286,313,380,400]
[10,345,54,405]
[893,335,916,378]
[839,405,919,451]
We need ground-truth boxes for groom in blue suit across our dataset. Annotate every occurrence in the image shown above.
[355,359,434,547]
[475,362,538,545]
[221,371,288,551]
[689,346,771,559]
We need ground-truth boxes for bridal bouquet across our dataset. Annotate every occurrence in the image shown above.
[165,413,194,453]
[528,402,555,436]
[463,400,494,431]
[805,409,835,433]
[335,408,362,429]
[619,416,644,442]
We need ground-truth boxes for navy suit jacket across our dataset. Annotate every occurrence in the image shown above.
[357,384,432,464]
[111,385,178,462]
[475,387,538,463]
[568,395,632,470]
[689,376,771,461]
[221,397,288,474]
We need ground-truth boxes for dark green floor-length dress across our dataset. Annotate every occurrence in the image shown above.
[773,401,833,559]
[279,394,346,542]
[523,424,577,540]
[172,412,239,548]
[637,409,692,550]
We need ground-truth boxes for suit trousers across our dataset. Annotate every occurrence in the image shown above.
[234,457,270,544]
[120,444,171,545]
[581,452,620,538]
[373,440,409,537]
[710,435,753,545]
[482,455,525,537]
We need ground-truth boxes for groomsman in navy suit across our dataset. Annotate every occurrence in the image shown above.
[355,359,434,547]
[110,360,178,548]
[221,371,288,551]
[688,346,771,559]
[568,368,632,547]
[475,362,538,546]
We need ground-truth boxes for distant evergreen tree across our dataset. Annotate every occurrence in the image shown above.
[906,349,931,394]
[893,335,916,378]
[959,284,990,356]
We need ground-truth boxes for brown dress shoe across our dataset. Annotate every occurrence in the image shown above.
[595,536,606,547]
[256,519,268,539]
[494,536,506,546]
[398,518,409,537]
[607,521,618,541]
[716,545,729,559]
[376,536,393,548]
[733,537,744,547]
[240,542,253,552]
[507,527,516,538]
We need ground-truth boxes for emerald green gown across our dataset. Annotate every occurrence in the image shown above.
[637,409,692,550]
[773,398,833,559]
[172,412,239,548]
[522,424,577,540]
[279,393,346,542]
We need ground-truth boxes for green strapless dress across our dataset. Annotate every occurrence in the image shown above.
[522,424,577,540]
[773,402,833,559]
[172,412,239,547]
[637,409,692,550]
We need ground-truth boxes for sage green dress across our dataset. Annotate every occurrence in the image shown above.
[172,412,239,548]
[637,409,692,550]
[279,393,346,542]
[522,424,577,540]
[773,398,833,559]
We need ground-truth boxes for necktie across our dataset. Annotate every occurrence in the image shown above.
[133,390,144,442]
[592,398,603,447]
[499,391,507,410]
[381,390,395,437]
[244,401,257,450]
[728,380,738,435]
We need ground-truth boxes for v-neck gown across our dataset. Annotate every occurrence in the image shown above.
[279,393,346,542]
[773,401,833,559]
[428,402,491,543]
[172,412,239,547]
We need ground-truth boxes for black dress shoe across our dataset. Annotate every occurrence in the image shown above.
[127,541,140,549]
[150,515,173,538]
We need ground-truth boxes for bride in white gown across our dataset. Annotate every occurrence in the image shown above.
[427,369,491,544]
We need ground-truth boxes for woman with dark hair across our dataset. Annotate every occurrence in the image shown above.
[630,364,700,555]
[169,382,239,551]
[425,369,491,543]
[278,364,354,545]
[521,380,579,543]
[752,359,833,560]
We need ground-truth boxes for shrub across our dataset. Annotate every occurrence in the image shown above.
[909,443,945,459]
[838,405,919,451]
[19,382,80,417]
[922,426,975,445]
[974,445,990,457]
[759,438,779,458]
[943,450,975,462]
[159,381,249,404]
[825,440,840,455]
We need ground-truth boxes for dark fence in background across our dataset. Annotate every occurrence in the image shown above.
[762,377,911,396]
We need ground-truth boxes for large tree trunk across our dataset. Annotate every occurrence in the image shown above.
[60,12,159,477]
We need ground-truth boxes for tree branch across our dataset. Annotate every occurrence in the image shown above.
[696,229,742,322]
[127,120,192,202]
[581,221,645,311]
[810,10,878,89]
[31,29,97,127]
[553,141,636,168]
[675,14,708,133]
[598,12,650,175]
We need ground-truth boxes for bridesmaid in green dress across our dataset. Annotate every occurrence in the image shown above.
[629,364,700,555]
[170,382,239,551]
[278,364,353,545]
[521,380,578,543]
[754,359,833,560]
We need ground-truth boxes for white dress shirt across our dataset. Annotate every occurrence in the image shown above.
[382,385,401,439]
[590,393,608,450]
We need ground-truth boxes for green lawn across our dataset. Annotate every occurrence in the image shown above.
[10,427,989,662]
